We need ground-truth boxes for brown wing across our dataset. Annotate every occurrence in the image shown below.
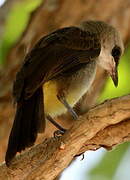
[13,26,101,102]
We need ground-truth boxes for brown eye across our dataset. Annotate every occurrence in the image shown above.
[111,46,121,65]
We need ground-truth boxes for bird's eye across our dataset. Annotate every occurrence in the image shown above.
[111,46,121,65]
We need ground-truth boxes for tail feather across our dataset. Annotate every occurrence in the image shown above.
[5,87,45,165]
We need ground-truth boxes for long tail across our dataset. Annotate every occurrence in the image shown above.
[5,87,45,165]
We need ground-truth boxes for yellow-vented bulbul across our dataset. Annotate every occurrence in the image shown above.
[5,21,124,165]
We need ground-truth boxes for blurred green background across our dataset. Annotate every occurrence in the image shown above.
[0,0,130,180]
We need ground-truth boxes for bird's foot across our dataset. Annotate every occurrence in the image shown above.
[54,128,67,138]
[46,115,67,137]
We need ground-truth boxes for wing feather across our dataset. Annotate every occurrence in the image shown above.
[13,26,101,101]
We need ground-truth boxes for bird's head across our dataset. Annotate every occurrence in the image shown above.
[97,24,124,87]
[80,21,124,87]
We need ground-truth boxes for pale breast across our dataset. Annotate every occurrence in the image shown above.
[66,61,96,105]
[44,61,96,117]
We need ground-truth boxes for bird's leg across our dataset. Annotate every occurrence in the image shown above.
[46,115,67,137]
[57,93,78,120]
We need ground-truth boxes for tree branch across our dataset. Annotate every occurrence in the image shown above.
[1,0,130,164]
[79,118,130,153]
[0,94,130,180]
[1,0,130,179]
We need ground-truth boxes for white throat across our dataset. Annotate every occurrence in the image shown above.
[98,47,115,72]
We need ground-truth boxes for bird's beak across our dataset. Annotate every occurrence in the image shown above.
[109,65,118,87]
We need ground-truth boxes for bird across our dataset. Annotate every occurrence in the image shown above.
[5,20,124,165]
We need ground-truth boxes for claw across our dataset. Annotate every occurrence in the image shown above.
[54,129,66,138]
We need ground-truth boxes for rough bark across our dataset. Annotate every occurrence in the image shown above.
[0,0,130,178]
[0,95,130,180]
